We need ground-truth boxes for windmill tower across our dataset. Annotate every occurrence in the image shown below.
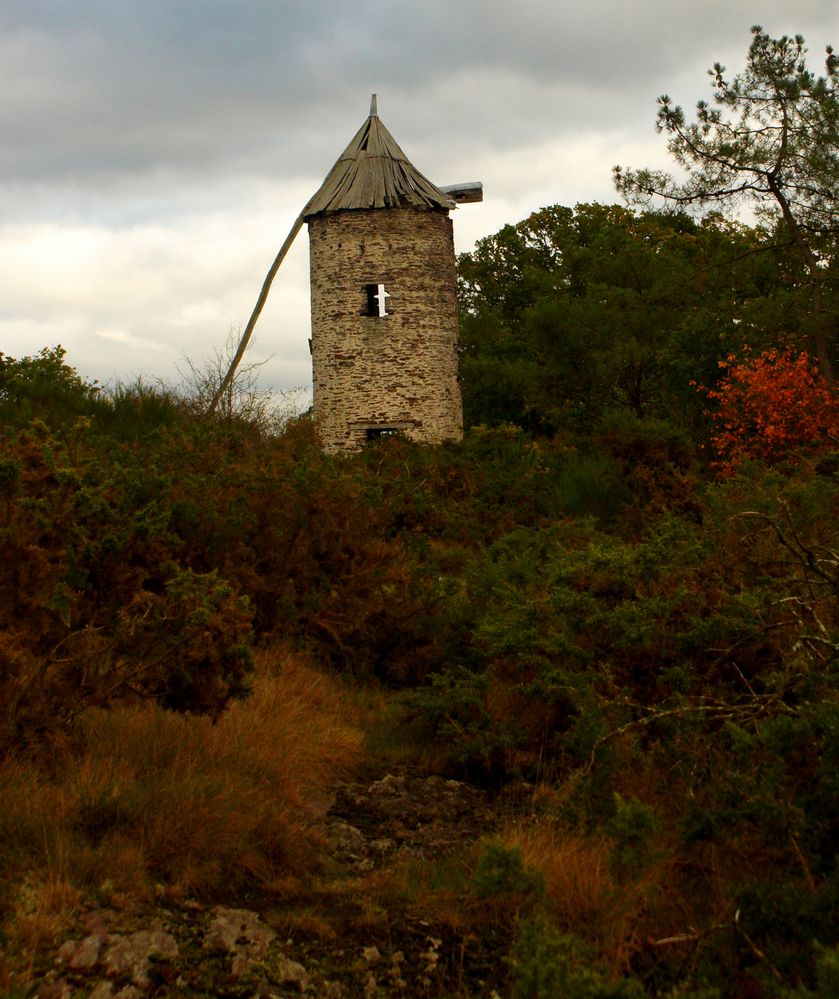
[302,96,482,453]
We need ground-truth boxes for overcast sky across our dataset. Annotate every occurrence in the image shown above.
[1,1,835,401]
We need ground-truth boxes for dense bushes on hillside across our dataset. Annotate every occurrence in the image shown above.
[2,346,837,993]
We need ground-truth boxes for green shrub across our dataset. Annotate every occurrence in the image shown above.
[511,914,645,998]
[556,453,629,524]
[473,839,544,904]
[0,346,100,430]
[594,411,702,528]
[607,794,656,878]
[0,418,254,751]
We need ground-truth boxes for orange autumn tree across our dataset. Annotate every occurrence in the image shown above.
[699,346,839,472]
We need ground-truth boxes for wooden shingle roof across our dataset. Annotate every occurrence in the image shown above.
[302,98,455,219]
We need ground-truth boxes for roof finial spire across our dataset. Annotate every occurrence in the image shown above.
[370,93,378,117]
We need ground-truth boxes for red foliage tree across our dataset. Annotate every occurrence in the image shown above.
[697,347,839,472]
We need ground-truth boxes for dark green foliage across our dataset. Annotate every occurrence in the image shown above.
[735,875,839,984]
[804,946,839,998]
[511,916,646,998]
[0,420,256,744]
[473,840,544,908]
[607,795,656,878]
[394,452,838,993]
[555,453,630,525]
[0,346,100,429]
[0,346,193,445]
[457,204,804,437]
[94,380,187,441]
[593,411,701,528]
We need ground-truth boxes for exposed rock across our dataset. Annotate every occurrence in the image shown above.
[204,905,275,954]
[361,945,381,965]
[34,981,72,999]
[368,774,405,798]
[274,952,309,991]
[57,934,103,970]
[362,968,378,999]
[328,771,495,866]
[204,905,277,978]
[89,983,143,999]
[367,837,396,857]
[323,820,367,858]
[55,921,178,989]
[36,764,503,998]
[81,909,119,935]
[102,925,178,986]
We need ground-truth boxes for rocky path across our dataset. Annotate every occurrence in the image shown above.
[32,766,511,998]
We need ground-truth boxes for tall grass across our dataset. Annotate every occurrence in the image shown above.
[501,815,681,974]
[0,649,365,986]
[93,380,187,441]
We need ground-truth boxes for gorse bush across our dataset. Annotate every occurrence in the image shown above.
[472,839,545,908]
[400,456,839,992]
[606,795,656,879]
[0,418,254,751]
[511,915,645,998]
[555,453,629,525]
[0,347,100,429]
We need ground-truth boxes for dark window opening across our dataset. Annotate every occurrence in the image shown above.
[365,427,401,442]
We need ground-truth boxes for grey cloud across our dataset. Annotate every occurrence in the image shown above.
[2,0,835,191]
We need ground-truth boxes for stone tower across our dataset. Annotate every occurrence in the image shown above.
[302,98,478,454]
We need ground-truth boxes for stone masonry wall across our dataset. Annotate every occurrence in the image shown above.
[308,207,463,454]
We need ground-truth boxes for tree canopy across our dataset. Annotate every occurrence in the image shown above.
[457,203,810,436]
[614,26,839,382]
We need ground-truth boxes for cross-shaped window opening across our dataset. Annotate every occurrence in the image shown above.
[365,283,390,317]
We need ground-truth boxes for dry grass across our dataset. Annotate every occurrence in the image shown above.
[501,815,683,973]
[504,821,614,929]
[0,648,366,988]
[0,879,80,990]
[281,909,338,940]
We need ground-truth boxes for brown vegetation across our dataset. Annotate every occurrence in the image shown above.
[0,650,365,992]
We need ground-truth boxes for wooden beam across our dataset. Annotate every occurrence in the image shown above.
[439,181,483,204]
[209,214,304,415]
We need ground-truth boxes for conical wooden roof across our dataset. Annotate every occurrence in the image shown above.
[302,99,455,219]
